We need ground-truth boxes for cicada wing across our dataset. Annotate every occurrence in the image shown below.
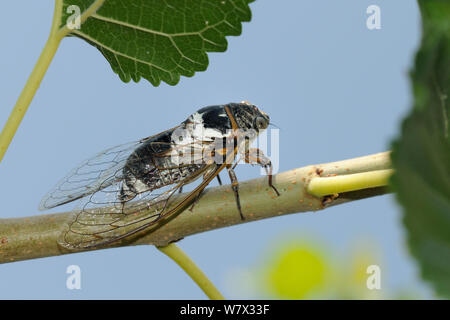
[57,163,219,250]
[39,124,214,211]
[39,140,147,211]
[38,125,185,212]
[57,179,182,250]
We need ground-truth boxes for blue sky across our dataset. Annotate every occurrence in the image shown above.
[0,1,429,298]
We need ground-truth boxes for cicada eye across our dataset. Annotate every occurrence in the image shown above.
[255,116,267,130]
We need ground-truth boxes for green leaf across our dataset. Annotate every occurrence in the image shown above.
[60,0,254,85]
[391,0,450,298]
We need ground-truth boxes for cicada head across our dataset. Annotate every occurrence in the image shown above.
[228,101,270,133]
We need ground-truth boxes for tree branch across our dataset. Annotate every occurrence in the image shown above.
[0,151,391,264]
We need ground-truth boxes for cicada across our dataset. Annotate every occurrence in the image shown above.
[39,102,279,250]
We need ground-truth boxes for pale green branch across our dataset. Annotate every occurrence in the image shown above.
[0,151,391,264]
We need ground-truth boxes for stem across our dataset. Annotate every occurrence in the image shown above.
[0,1,64,162]
[0,0,106,163]
[307,169,394,197]
[57,0,106,39]
[157,243,225,300]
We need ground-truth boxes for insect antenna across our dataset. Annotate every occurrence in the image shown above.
[269,122,281,130]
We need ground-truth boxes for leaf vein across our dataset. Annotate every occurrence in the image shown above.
[72,30,173,74]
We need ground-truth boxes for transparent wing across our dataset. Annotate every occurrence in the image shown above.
[58,180,181,250]
[37,123,198,212]
[58,163,219,250]
[39,139,149,211]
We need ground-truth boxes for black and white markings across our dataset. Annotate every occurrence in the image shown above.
[39,102,277,249]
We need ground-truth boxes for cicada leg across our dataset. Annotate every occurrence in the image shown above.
[243,148,280,196]
[216,174,222,186]
[226,164,245,220]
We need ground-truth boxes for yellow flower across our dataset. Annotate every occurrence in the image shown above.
[265,243,327,299]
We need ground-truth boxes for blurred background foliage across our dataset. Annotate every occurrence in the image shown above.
[391,0,450,298]
[225,235,424,299]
